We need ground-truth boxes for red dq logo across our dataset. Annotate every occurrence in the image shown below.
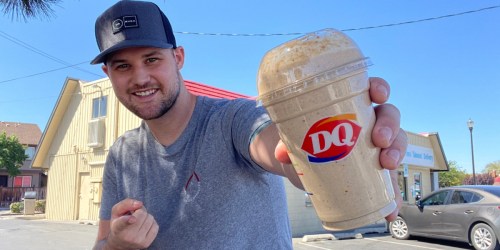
[301,114,361,163]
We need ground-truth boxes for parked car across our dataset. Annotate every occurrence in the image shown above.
[389,185,500,250]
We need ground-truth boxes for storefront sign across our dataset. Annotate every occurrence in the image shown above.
[402,144,434,167]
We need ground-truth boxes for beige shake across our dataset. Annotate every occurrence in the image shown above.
[257,29,396,230]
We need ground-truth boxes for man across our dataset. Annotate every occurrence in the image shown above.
[91,1,407,249]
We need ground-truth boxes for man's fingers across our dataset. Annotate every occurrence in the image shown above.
[369,77,390,104]
[145,222,160,245]
[133,208,152,231]
[119,208,158,248]
[379,129,407,170]
[108,207,158,249]
[134,210,159,246]
[111,214,137,233]
[275,140,292,164]
[109,199,145,237]
[385,169,403,222]
[372,104,401,149]
[111,198,143,219]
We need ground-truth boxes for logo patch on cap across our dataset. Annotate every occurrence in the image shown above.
[112,15,139,34]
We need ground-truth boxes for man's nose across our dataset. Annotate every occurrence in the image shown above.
[131,66,151,86]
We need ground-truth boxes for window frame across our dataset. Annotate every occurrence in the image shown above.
[92,95,108,119]
[13,176,32,187]
[25,146,36,160]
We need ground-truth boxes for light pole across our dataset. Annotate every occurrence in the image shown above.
[467,118,476,185]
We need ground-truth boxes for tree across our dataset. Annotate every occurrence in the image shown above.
[439,161,466,187]
[0,132,27,176]
[483,160,500,176]
[0,0,60,21]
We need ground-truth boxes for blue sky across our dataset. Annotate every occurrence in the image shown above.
[1,0,499,174]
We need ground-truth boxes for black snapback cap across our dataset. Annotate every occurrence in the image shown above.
[91,0,177,64]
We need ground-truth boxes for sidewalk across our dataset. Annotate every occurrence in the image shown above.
[0,207,46,220]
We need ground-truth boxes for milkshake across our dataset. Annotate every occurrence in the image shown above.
[257,29,396,230]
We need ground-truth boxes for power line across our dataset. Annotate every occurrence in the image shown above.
[343,5,500,32]
[0,61,92,84]
[177,5,500,36]
[0,5,498,85]
[0,92,81,104]
[0,30,103,77]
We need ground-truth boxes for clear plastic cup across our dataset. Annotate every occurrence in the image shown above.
[257,29,396,230]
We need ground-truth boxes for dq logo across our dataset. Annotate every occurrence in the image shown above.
[301,114,362,163]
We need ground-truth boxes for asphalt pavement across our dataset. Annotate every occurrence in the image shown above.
[0,208,97,250]
[0,208,473,250]
[0,207,383,250]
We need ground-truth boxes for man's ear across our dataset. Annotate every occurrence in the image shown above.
[173,46,185,70]
[102,64,109,76]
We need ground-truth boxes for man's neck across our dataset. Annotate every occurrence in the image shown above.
[145,90,197,146]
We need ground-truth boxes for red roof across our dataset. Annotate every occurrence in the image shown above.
[184,80,251,99]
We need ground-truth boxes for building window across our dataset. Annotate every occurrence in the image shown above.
[13,176,32,187]
[0,175,8,187]
[25,146,36,160]
[92,96,107,118]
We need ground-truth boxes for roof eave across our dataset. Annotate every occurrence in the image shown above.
[31,77,80,169]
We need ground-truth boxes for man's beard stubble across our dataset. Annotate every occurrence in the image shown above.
[130,72,182,121]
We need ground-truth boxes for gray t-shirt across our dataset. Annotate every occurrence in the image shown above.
[100,96,292,249]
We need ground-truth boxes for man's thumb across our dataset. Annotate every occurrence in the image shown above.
[112,214,137,232]
[111,198,143,219]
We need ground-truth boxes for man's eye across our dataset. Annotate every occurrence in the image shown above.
[116,64,129,70]
[146,58,158,63]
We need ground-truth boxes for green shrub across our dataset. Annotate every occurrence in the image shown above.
[9,202,24,213]
[35,200,46,213]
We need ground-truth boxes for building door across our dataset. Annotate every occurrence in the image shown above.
[78,173,91,220]
[397,171,408,201]
[413,172,422,200]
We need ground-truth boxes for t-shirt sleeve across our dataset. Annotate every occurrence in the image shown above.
[229,99,272,172]
[99,151,119,220]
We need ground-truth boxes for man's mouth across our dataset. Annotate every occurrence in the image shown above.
[134,89,157,97]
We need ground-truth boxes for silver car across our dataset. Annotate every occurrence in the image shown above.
[389,185,500,250]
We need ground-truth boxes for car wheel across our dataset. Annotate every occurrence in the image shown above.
[470,223,500,250]
[389,216,410,240]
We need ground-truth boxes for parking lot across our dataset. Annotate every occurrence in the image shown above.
[1,209,473,250]
[294,232,473,250]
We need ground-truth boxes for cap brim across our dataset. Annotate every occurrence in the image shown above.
[90,40,174,64]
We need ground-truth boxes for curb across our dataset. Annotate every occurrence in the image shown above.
[301,226,387,242]
[0,210,46,220]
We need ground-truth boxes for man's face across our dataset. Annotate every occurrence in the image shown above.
[102,47,184,120]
